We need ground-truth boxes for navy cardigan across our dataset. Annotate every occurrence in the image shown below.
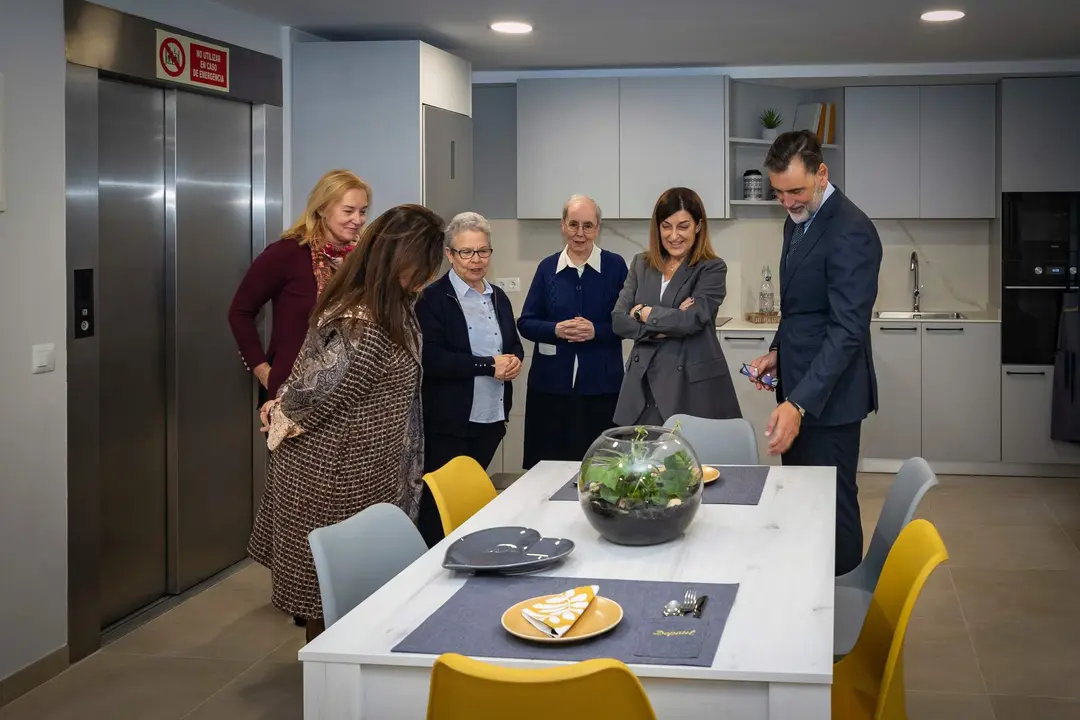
[517,249,628,396]
[415,271,525,437]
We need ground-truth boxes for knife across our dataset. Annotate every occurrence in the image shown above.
[693,594,708,618]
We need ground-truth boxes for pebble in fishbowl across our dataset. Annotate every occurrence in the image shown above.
[577,425,704,546]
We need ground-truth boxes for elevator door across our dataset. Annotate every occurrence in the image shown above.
[172,90,254,591]
[98,78,168,626]
[96,78,255,626]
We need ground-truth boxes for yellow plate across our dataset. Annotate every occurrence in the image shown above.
[702,466,721,484]
[501,595,624,644]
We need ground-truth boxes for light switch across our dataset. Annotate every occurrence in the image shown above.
[32,343,56,375]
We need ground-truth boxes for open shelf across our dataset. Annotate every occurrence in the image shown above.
[730,136,841,150]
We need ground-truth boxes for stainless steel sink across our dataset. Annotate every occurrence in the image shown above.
[874,311,968,320]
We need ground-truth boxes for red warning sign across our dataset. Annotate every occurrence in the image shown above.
[155,29,231,93]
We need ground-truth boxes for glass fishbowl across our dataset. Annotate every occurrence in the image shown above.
[577,425,704,546]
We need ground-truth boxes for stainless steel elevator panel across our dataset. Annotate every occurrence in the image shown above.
[97,78,168,625]
[170,90,254,592]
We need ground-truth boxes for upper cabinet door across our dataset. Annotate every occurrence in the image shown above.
[516,78,620,219]
[919,85,997,218]
[844,86,921,219]
[618,77,726,219]
[1001,77,1080,192]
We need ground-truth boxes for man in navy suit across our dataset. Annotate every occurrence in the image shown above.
[749,130,883,576]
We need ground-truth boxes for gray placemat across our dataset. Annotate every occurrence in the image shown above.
[549,465,769,506]
[391,575,739,668]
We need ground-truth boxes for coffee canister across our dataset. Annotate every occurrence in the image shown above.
[743,169,763,201]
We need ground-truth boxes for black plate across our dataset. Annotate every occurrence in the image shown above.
[442,526,575,573]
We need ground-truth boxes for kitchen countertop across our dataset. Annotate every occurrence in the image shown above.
[716,309,1000,332]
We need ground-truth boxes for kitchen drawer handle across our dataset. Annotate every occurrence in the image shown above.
[1005,370,1046,376]
[879,326,918,332]
[925,327,964,333]
[723,336,766,342]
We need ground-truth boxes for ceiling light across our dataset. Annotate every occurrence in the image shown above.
[491,21,533,34]
[920,9,965,21]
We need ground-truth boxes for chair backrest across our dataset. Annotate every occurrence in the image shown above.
[423,456,498,536]
[858,457,939,592]
[664,414,760,466]
[426,653,657,720]
[833,519,949,720]
[308,503,429,628]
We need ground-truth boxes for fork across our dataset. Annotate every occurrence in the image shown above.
[681,589,697,614]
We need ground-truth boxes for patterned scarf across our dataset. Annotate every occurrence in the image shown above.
[311,241,356,297]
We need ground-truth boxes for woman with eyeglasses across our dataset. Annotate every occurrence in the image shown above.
[517,194,629,468]
[414,211,524,547]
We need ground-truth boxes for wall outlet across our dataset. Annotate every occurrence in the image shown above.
[495,277,521,292]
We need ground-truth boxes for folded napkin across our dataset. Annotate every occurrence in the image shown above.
[521,585,599,638]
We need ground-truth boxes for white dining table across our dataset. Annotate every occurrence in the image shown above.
[300,460,836,719]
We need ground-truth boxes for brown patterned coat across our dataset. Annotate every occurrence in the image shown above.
[248,306,425,620]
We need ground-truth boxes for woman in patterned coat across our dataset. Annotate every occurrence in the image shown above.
[250,203,446,641]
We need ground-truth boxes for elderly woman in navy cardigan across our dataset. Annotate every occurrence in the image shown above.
[517,195,629,468]
[415,211,524,546]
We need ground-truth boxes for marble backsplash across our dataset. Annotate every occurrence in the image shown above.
[486,217,994,319]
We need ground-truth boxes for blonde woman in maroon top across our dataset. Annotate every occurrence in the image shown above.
[228,169,373,400]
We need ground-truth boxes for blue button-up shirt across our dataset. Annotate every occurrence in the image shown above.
[448,269,505,423]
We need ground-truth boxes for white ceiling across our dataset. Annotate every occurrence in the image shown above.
[215,0,1080,71]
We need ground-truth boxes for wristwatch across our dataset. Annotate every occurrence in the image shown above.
[633,307,644,321]
[788,400,806,418]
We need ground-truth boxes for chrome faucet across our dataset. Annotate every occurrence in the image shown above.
[910,251,920,312]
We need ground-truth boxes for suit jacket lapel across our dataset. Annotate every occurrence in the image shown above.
[779,191,842,303]
[642,263,663,305]
[661,261,692,306]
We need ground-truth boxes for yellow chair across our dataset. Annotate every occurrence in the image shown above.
[832,518,949,720]
[425,653,657,720]
[422,456,498,536]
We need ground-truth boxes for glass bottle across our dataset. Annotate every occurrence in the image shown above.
[758,265,775,313]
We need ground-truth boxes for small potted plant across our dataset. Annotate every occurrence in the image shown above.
[759,108,784,141]
[577,425,704,546]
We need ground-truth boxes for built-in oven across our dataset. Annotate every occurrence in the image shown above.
[1001,192,1079,365]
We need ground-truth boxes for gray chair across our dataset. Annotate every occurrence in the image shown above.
[663,414,760,466]
[833,456,939,660]
[308,503,429,628]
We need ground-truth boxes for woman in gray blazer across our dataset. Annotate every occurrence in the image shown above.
[612,187,742,425]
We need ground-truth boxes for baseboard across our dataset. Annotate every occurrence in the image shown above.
[859,458,1080,478]
[0,645,69,707]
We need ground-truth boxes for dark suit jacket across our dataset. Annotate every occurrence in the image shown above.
[612,253,741,424]
[415,272,525,437]
[771,187,882,427]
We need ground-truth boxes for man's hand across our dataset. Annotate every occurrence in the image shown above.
[493,354,513,380]
[765,401,802,455]
[748,350,778,392]
[502,355,523,381]
[253,362,271,389]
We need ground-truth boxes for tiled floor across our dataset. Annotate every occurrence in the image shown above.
[3,472,1080,719]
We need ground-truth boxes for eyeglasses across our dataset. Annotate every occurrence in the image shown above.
[449,247,493,260]
[565,221,598,235]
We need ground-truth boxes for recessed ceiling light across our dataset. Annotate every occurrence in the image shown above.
[920,9,965,21]
[490,21,533,34]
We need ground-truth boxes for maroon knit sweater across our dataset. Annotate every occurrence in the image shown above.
[228,238,317,399]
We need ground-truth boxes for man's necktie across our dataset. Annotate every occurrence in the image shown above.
[787,222,807,261]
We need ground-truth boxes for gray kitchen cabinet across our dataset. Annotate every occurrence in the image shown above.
[618,76,726,219]
[719,329,780,466]
[1001,77,1080,192]
[516,78,620,219]
[920,322,1001,463]
[862,322,923,460]
[1001,365,1080,465]
[423,104,473,225]
[844,86,921,219]
[918,85,997,219]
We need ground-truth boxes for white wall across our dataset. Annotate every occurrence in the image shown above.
[0,0,70,684]
[0,0,291,685]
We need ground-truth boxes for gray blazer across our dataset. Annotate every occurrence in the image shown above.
[611,253,742,425]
